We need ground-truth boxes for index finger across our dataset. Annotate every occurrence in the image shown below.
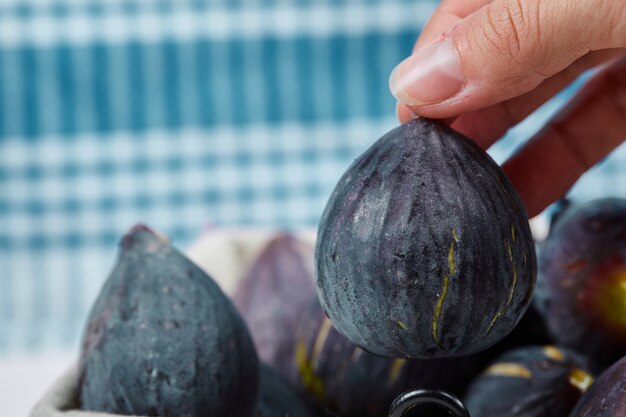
[503,55,626,217]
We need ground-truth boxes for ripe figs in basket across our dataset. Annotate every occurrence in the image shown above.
[569,355,626,417]
[536,198,626,364]
[294,299,491,417]
[464,345,595,417]
[79,225,259,417]
[234,234,316,380]
[316,118,536,358]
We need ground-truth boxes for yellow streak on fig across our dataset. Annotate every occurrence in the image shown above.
[511,224,516,243]
[397,320,409,330]
[350,347,363,363]
[542,345,565,361]
[485,363,532,378]
[486,245,518,335]
[432,273,449,348]
[387,359,407,384]
[448,241,456,275]
[432,231,459,348]
[295,339,325,401]
[568,368,594,393]
[311,317,332,367]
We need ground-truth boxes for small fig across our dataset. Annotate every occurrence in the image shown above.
[79,225,259,417]
[234,234,315,380]
[465,345,595,417]
[569,355,626,417]
[537,198,626,364]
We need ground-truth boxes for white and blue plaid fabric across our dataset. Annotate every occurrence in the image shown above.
[1,0,625,354]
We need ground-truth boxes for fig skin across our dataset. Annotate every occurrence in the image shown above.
[295,298,552,417]
[482,302,552,359]
[79,225,259,417]
[295,298,498,417]
[464,345,595,417]
[569,355,626,417]
[234,234,316,381]
[536,198,626,364]
[256,364,317,417]
[234,236,484,416]
[316,118,536,358]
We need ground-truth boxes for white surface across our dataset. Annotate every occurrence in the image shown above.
[0,352,76,417]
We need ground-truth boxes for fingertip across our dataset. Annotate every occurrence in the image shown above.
[389,37,465,111]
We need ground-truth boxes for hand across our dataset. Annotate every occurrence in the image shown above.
[389,0,626,217]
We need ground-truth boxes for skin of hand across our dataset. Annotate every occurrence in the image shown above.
[388,0,626,217]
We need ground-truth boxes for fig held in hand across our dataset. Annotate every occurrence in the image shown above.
[316,118,536,358]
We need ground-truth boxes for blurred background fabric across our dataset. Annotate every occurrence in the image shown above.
[1,0,626,366]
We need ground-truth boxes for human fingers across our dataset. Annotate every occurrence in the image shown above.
[397,49,624,143]
[390,0,626,118]
[451,49,626,148]
[503,55,626,217]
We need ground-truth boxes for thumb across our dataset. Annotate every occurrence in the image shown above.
[389,0,626,117]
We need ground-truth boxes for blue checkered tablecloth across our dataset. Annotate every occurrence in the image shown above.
[1,0,625,354]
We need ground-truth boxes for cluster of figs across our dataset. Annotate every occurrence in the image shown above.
[77,119,626,417]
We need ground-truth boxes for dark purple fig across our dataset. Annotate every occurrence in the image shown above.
[256,364,317,417]
[79,225,259,417]
[548,198,572,235]
[537,198,626,364]
[569,355,626,417]
[316,118,536,358]
[464,345,595,417]
[234,234,315,379]
[294,299,491,417]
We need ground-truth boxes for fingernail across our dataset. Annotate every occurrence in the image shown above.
[389,38,464,106]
